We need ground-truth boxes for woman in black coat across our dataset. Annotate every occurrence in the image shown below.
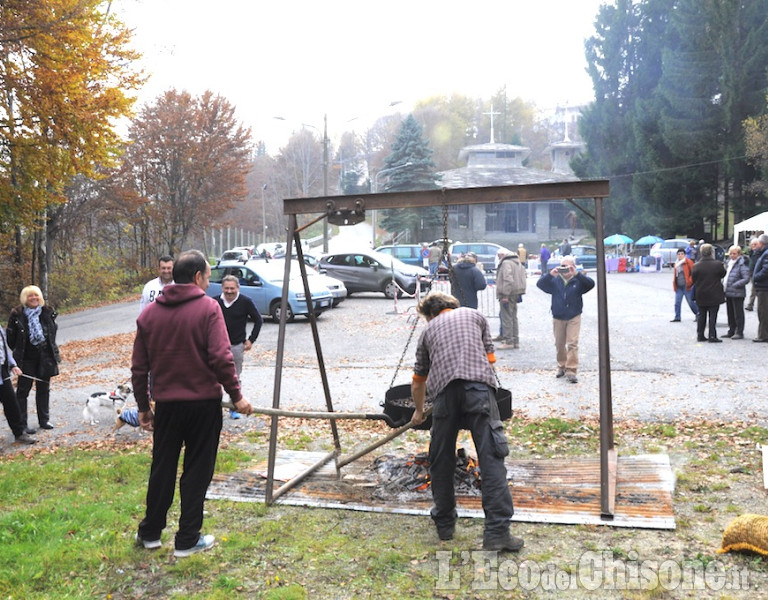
[6,285,60,433]
[691,244,727,343]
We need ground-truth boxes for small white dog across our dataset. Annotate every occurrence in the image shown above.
[83,384,132,425]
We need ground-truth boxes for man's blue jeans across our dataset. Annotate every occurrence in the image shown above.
[674,287,698,320]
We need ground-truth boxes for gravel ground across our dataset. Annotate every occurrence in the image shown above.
[3,267,766,455]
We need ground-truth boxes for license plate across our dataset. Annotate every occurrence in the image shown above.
[319,300,330,308]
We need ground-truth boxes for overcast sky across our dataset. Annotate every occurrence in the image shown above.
[115,0,606,152]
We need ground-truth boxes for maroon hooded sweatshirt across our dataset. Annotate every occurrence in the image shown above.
[131,283,242,412]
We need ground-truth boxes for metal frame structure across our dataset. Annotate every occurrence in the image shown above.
[265,180,615,519]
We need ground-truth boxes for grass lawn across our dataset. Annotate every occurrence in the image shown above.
[2,418,768,599]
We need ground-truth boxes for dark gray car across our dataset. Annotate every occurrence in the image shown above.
[318,251,431,298]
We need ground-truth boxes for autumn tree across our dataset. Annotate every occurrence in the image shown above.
[0,0,142,296]
[121,89,253,258]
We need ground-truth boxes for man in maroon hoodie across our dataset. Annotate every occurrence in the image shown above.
[132,249,253,558]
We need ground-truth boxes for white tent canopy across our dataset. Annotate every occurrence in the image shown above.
[733,211,768,246]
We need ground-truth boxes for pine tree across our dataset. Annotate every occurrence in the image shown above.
[379,115,441,241]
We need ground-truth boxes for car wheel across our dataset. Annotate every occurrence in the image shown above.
[384,280,402,299]
[269,300,295,323]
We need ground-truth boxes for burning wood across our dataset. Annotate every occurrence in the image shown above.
[370,449,482,500]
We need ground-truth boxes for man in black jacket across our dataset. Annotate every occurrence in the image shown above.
[691,244,726,343]
[215,275,263,418]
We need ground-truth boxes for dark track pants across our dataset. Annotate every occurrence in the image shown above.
[138,400,223,550]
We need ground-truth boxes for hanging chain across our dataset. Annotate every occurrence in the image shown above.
[440,192,466,305]
[389,311,422,388]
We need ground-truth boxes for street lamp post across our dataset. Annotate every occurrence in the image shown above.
[261,183,268,244]
[322,114,328,252]
[371,162,412,248]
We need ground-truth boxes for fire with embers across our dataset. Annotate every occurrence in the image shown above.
[371,448,481,499]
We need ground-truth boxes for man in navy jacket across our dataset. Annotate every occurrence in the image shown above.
[536,256,595,383]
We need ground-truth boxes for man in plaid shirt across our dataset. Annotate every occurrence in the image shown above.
[410,291,523,553]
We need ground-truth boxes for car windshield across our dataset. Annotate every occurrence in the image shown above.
[258,259,319,282]
[369,252,413,272]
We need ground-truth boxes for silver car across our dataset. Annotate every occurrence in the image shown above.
[318,251,431,299]
[651,239,693,267]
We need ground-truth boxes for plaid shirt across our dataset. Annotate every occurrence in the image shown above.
[414,307,497,400]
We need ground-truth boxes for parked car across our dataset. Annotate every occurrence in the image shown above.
[305,268,347,306]
[449,242,509,272]
[546,245,597,271]
[219,248,251,263]
[207,259,333,322]
[651,239,694,267]
[318,251,431,298]
[374,244,425,268]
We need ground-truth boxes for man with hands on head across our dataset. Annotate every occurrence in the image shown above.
[132,249,253,558]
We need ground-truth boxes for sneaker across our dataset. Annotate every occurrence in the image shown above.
[732,334,744,339]
[229,410,242,420]
[135,533,162,550]
[566,374,578,384]
[483,533,525,552]
[556,368,566,378]
[496,343,516,350]
[14,433,36,445]
[174,534,215,558]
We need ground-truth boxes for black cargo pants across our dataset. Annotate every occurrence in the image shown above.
[428,379,514,538]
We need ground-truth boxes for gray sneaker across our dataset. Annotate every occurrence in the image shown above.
[174,534,215,558]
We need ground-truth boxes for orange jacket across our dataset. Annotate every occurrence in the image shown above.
[672,258,695,291]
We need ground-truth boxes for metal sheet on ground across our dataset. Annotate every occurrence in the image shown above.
[207,450,675,530]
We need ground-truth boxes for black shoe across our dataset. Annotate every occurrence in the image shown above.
[483,533,525,552]
[39,423,54,430]
[697,337,707,342]
[437,524,455,541]
[746,306,754,311]
[722,332,734,338]
[14,433,36,445]
[25,427,37,435]
[753,338,768,343]
[708,338,722,343]
[670,318,681,322]
[732,334,744,339]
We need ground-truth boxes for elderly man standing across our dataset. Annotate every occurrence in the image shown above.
[215,275,263,419]
[495,249,526,349]
[410,291,522,553]
[750,234,768,342]
[132,250,253,558]
[537,256,595,383]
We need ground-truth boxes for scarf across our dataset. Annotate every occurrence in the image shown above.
[724,257,738,291]
[24,306,45,346]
